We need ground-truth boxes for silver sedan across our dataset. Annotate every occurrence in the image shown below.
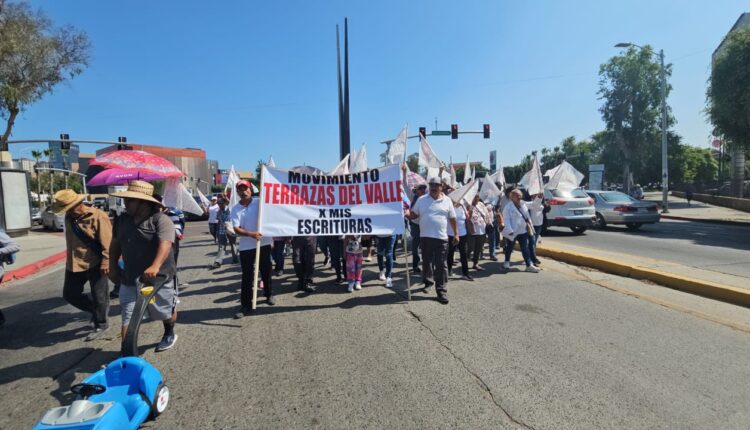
[586,190,660,230]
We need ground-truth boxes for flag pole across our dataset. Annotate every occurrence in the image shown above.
[401,164,412,302]
[251,165,266,311]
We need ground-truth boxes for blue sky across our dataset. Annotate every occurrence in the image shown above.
[9,0,748,172]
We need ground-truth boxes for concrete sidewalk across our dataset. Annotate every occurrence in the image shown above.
[2,228,66,284]
[643,191,750,225]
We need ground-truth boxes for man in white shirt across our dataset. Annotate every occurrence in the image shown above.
[207,196,219,243]
[405,175,459,304]
[231,180,275,318]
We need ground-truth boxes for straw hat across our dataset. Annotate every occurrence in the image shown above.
[51,189,85,214]
[110,180,162,206]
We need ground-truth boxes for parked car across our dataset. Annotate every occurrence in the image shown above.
[41,207,65,231]
[542,185,595,234]
[31,208,42,226]
[586,190,660,230]
[93,197,108,211]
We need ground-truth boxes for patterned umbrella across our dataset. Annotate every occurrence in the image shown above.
[90,150,183,178]
[405,171,427,189]
[87,168,166,187]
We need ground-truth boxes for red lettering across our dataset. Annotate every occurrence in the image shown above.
[290,185,299,205]
[272,183,281,204]
[354,185,362,204]
[364,184,374,204]
[338,185,348,205]
[326,186,336,205]
[317,186,328,205]
[373,183,383,203]
[300,186,309,205]
[264,182,273,204]
[280,184,290,205]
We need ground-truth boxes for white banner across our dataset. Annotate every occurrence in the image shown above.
[259,164,405,236]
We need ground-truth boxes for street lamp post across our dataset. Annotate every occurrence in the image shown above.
[615,43,669,213]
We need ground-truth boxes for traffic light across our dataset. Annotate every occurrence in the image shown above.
[117,136,129,150]
[60,133,70,150]
[483,124,490,139]
[451,124,458,139]
[419,127,426,138]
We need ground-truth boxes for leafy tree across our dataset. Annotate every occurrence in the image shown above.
[405,152,420,174]
[598,46,672,192]
[0,1,90,150]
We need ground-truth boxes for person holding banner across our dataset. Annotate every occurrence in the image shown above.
[231,180,275,319]
[405,176,459,304]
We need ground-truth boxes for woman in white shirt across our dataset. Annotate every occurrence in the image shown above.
[526,193,546,266]
[466,195,490,270]
[447,200,472,281]
[501,189,539,273]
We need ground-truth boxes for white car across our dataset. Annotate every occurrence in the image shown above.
[542,185,596,234]
[41,207,65,231]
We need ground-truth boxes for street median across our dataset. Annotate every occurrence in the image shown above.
[536,245,750,308]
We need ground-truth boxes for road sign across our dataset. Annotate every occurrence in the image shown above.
[431,130,451,136]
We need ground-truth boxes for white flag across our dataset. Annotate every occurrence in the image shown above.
[225,166,241,208]
[488,167,506,189]
[268,156,276,168]
[196,188,211,207]
[386,125,408,165]
[164,178,204,215]
[449,179,479,205]
[478,177,503,202]
[545,160,584,189]
[419,135,442,169]
[450,164,458,188]
[350,143,368,173]
[329,154,350,175]
[520,155,545,195]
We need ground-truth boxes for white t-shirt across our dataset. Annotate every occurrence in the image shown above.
[447,204,468,237]
[527,198,545,227]
[411,194,457,240]
[230,199,273,251]
[207,204,219,224]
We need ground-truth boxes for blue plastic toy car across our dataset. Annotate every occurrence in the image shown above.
[34,356,169,429]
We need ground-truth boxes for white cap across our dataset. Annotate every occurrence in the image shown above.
[427,176,442,185]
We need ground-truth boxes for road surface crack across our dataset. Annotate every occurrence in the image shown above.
[405,307,536,430]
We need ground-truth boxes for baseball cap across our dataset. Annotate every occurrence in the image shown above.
[236,180,251,190]
[427,176,442,185]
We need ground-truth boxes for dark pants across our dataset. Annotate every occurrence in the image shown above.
[447,235,469,276]
[293,236,317,287]
[63,268,109,328]
[239,245,273,308]
[410,223,421,269]
[467,234,486,266]
[317,237,329,257]
[421,237,449,297]
[504,233,532,266]
[486,224,497,257]
[272,239,285,271]
[209,223,217,241]
[328,237,344,277]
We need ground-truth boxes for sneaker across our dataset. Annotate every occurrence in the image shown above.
[385,277,393,288]
[85,325,109,342]
[378,270,386,281]
[437,295,449,304]
[335,276,344,284]
[423,285,433,294]
[533,258,542,265]
[525,265,540,273]
[211,262,221,269]
[489,256,498,261]
[266,295,276,306]
[275,269,283,277]
[234,307,252,319]
[354,282,362,290]
[347,282,354,293]
[304,284,316,293]
[155,334,178,352]
[502,261,510,270]
[461,274,474,281]
[364,256,372,262]
[474,265,485,271]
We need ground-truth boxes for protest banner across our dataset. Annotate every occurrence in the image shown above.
[259,164,405,236]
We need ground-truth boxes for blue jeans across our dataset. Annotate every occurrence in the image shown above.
[486,224,497,258]
[377,235,397,277]
[528,227,541,262]
[503,233,531,267]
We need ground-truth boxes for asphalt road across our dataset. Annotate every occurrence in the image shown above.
[543,219,750,279]
[2,223,750,429]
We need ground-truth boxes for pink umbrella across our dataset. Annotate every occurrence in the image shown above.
[405,171,427,189]
[90,150,183,178]
[87,168,166,187]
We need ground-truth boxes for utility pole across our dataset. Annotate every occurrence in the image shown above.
[659,49,669,213]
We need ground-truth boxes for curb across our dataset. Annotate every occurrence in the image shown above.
[661,214,750,227]
[537,245,750,308]
[2,251,66,284]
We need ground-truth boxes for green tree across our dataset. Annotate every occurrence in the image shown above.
[405,152,420,175]
[0,1,90,150]
[598,46,672,192]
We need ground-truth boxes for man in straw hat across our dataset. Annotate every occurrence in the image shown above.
[52,189,112,341]
[108,180,179,352]
[231,179,275,318]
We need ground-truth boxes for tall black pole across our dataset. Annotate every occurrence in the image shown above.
[342,18,351,159]
[336,25,345,160]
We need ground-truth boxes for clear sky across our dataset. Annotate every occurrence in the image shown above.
[9,0,748,172]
